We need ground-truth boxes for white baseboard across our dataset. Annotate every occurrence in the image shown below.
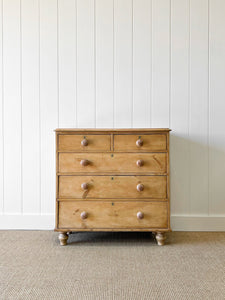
[0,214,225,231]
[171,215,225,231]
[0,214,55,230]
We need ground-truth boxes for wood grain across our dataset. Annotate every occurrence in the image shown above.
[59,152,167,174]
[58,134,111,151]
[58,201,168,229]
[114,134,167,151]
[58,175,167,199]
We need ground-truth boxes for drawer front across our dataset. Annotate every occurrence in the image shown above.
[58,134,111,151]
[58,201,168,229]
[114,134,167,151]
[59,153,167,174]
[59,175,167,199]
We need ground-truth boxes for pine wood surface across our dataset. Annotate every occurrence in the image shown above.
[58,175,167,199]
[58,201,168,229]
[58,152,167,174]
[55,129,171,246]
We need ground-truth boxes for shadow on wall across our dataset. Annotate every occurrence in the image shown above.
[170,132,225,216]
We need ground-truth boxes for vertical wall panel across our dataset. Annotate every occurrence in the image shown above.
[133,0,151,128]
[58,0,76,128]
[189,0,209,215]
[77,0,95,128]
[3,0,21,214]
[0,0,3,214]
[151,0,170,128]
[96,0,113,128]
[40,0,58,214]
[209,0,225,215]
[170,0,190,215]
[1,0,225,229]
[21,0,40,214]
[114,0,132,128]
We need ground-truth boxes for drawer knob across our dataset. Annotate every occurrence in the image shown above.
[137,211,144,219]
[81,182,88,190]
[81,139,88,146]
[80,159,89,166]
[136,159,144,167]
[80,211,88,219]
[137,184,144,192]
[136,139,143,147]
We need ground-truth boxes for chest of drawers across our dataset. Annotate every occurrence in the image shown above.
[55,129,171,246]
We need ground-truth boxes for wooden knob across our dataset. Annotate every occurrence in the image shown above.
[80,159,89,166]
[81,139,88,146]
[136,159,144,167]
[80,211,87,219]
[137,184,144,192]
[137,211,144,219]
[81,182,88,190]
[136,139,143,147]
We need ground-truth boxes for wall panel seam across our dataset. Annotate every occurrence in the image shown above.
[1,0,4,214]
[131,0,133,128]
[188,0,191,215]
[75,0,78,128]
[207,0,210,216]
[20,0,23,215]
[39,0,41,215]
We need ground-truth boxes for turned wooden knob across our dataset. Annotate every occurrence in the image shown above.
[137,184,144,192]
[136,139,143,147]
[80,211,87,219]
[136,159,144,167]
[137,211,144,219]
[80,159,89,166]
[81,182,88,190]
[81,139,88,146]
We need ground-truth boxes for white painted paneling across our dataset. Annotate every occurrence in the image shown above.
[189,0,209,215]
[77,0,95,128]
[3,0,22,214]
[114,0,132,128]
[21,0,40,214]
[40,0,58,214]
[0,0,3,213]
[1,0,225,229]
[209,0,225,215]
[133,0,151,128]
[58,0,76,128]
[151,0,170,128]
[96,0,114,128]
[170,0,190,215]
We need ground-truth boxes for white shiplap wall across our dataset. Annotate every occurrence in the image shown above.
[0,0,225,230]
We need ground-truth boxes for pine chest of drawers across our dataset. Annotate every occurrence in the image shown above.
[55,129,171,246]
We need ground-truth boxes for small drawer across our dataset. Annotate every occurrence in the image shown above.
[58,153,167,174]
[114,134,167,151]
[58,201,168,229]
[58,175,167,199]
[58,134,111,151]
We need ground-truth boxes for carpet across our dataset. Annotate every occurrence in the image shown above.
[0,231,224,300]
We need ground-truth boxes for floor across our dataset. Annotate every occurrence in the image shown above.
[0,231,224,300]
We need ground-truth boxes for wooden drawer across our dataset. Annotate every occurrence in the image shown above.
[58,175,167,199]
[58,134,111,151]
[58,153,167,174]
[58,201,168,229]
[114,134,167,151]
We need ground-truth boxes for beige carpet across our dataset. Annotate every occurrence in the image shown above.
[0,231,224,300]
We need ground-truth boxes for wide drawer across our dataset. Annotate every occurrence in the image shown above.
[58,134,111,151]
[58,201,168,229]
[114,134,167,151]
[58,175,167,199]
[58,153,167,174]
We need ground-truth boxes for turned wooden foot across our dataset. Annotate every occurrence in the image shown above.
[155,232,166,246]
[58,232,68,246]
